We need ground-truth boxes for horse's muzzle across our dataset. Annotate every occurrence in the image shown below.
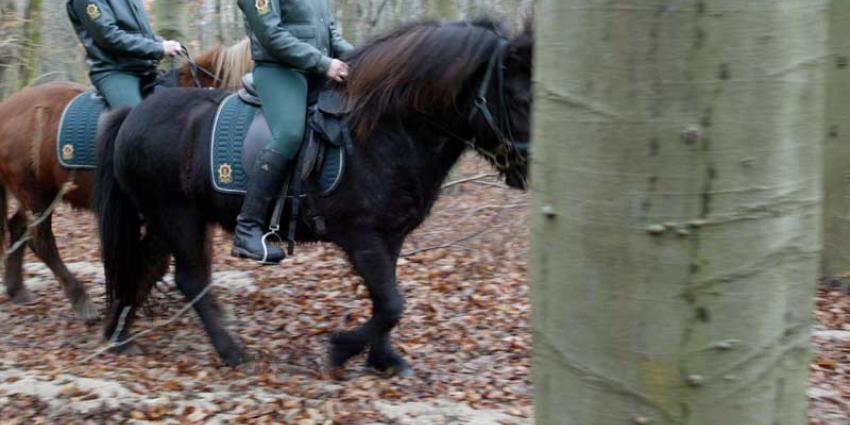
[504,167,528,190]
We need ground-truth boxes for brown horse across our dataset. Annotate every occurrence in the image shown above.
[0,40,252,322]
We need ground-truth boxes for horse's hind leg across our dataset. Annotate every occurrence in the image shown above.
[103,230,171,354]
[27,214,98,323]
[4,210,31,305]
[330,235,411,377]
[158,208,248,366]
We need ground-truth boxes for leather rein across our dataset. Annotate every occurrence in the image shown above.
[465,37,529,173]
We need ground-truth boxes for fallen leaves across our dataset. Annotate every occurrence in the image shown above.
[4,157,847,424]
[0,157,533,423]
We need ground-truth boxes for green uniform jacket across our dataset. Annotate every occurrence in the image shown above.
[237,0,354,75]
[66,0,164,76]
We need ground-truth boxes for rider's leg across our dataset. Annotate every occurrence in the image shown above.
[92,72,143,109]
[231,63,308,264]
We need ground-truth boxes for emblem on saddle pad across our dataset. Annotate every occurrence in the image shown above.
[218,163,234,184]
[255,0,270,15]
[62,144,75,161]
[86,3,101,20]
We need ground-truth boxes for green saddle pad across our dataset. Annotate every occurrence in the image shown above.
[211,93,344,196]
[57,91,106,169]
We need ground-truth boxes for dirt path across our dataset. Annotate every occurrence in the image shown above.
[0,158,848,423]
[0,159,532,424]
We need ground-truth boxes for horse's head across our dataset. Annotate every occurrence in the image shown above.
[466,23,533,190]
[342,20,533,189]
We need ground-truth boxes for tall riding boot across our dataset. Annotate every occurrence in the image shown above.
[231,149,291,264]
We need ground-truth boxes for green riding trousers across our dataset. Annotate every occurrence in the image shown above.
[253,63,309,159]
[92,71,153,108]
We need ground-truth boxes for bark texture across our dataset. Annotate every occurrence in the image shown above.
[823,0,850,278]
[530,1,827,424]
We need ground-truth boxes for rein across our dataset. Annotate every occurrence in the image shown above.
[178,47,222,88]
[466,38,528,172]
[415,37,528,173]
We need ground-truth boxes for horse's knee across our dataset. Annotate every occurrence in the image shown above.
[377,297,404,330]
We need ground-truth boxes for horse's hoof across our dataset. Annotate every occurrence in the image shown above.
[370,362,413,378]
[113,341,144,356]
[10,290,34,306]
[74,298,100,325]
[367,351,412,378]
[322,365,347,381]
[328,332,367,368]
[220,347,251,367]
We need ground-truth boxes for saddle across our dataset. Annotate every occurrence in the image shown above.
[210,74,353,249]
[57,91,105,169]
[210,74,350,197]
[57,75,174,169]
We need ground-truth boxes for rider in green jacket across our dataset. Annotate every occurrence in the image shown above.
[234,0,353,264]
[67,0,182,108]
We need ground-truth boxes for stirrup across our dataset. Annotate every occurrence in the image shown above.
[259,230,285,265]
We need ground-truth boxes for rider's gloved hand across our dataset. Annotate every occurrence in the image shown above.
[326,59,349,83]
[162,40,183,58]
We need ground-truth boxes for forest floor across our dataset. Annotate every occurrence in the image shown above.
[0,157,846,424]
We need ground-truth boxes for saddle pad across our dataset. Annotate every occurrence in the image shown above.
[57,91,107,169]
[210,94,344,196]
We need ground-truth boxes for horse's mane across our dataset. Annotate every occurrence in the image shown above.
[187,39,252,90]
[343,20,507,139]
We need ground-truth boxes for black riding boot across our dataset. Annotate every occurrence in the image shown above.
[231,149,290,264]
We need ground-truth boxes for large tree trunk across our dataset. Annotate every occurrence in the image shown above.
[17,0,42,89]
[823,1,850,279]
[529,1,826,424]
[155,0,189,42]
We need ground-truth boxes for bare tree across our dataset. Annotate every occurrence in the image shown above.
[17,0,41,89]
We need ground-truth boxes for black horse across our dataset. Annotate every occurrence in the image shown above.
[94,20,533,376]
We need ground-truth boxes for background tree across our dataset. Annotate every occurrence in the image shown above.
[155,0,189,42]
[530,1,826,424]
[16,0,41,89]
[0,0,533,99]
[823,0,850,281]
[0,0,18,97]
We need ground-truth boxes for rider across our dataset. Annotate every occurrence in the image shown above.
[234,0,353,264]
[66,0,183,108]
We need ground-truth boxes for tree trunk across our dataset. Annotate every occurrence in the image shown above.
[529,1,825,424]
[823,1,850,280]
[155,0,189,42]
[17,0,42,89]
[425,0,457,19]
[215,0,225,43]
[0,0,18,97]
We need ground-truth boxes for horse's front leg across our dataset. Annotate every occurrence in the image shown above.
[331,236,411,377]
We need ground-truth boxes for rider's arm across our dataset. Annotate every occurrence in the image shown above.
[71,0,164,59]
[329,15,353,58]
[237,0,331,75]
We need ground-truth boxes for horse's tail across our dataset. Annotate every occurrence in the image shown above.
[0,181,7,261]
[94,107,143,311]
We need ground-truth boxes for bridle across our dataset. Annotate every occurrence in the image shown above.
[177,47,222,88]
[466,37,529,174]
